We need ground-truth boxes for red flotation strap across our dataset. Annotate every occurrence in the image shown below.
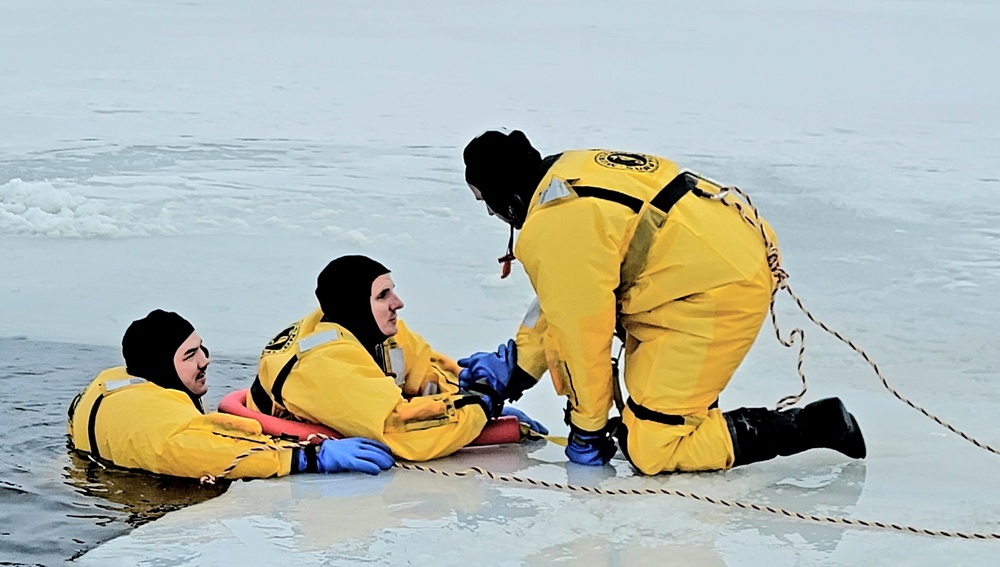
[218,389,521,446]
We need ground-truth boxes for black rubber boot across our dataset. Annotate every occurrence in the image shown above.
[725,397,866,468]
[794,397,867,459]
[724,406,792,467]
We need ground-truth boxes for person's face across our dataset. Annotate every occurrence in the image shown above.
[469,183,511,224]
[370,274,404,336]
[173,332,210,396]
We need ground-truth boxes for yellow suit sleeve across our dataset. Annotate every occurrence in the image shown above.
[393,320,461,396]
[515,298,549,381]
[517,198,632,432]
[280,338,488,462]
[103,388,294,479]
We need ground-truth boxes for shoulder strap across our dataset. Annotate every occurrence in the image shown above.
[572,185,643,213]
[249,376,274,415]
[270,355,299,408]
[261,328,342,413]
[86,394,106,461]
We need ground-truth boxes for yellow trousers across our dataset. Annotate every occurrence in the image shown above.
[620,264,774,474]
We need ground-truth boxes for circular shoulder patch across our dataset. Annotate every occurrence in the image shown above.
[262,323,300,355]
[595,151,660,173]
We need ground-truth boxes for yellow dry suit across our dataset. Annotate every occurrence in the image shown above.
[249,310,489,461]
[514,298,550,382]
[515,150,778,474]
[67,367,294,479]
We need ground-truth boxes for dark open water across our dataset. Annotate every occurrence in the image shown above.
[0,337,257,566]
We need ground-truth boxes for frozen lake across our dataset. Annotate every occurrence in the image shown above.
[2,0,999,564]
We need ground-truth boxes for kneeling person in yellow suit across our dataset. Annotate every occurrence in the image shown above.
[68,309,394,479]
[249,255,545,462]
[460,129,865,474]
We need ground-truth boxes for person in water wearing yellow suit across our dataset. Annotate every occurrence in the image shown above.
[68,309,394,479]
[248,255,546,462]
[459,129,866,474]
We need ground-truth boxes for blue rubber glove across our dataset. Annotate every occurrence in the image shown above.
[501,405,549,435]
[458,339,516,398]
[458,339,517,390]
[296,438,395,475]
[565,425,617,466]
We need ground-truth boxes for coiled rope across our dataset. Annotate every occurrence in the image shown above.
[692,174,1000,456]
[200,436,312,485]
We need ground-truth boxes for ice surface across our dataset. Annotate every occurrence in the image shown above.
[3,0,1000,564]
[75,443,1000,566]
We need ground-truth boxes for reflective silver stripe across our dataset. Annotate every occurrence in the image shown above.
[299,329,339,353]
[522,298,541,328]
[538,177,571,204]
[389,347,406,387]
[104,377,146,392]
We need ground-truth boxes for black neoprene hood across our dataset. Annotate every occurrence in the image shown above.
[463,129,543,229]
[316,255,392,355]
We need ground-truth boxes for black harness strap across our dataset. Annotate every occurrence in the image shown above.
[650,172,696,213]
[87,394,106,460]
[250,377,274,415]
[573,172,695,217]
[626,397,720,426]
[626,397,685,426]
[67,392,82,427]
[573,186,643,213]
[270,355,299,408]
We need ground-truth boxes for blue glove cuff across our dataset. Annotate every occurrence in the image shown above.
[292,446,318,474]
[568,426,603,444]
[566,423,618,466]
[465,380,504,418]
[505,365,537,402]
[455,390,492,417]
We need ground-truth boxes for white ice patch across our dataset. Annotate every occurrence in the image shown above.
[0,173,379,241]
[319,226,374,245]
[0,178,152,238]
[416,206,455,218]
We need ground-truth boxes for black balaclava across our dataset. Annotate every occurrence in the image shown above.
[121,309,205,413]
[316,255,392,363]
[463,129,543,230]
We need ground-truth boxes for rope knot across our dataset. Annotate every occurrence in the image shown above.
[764,246,788,290]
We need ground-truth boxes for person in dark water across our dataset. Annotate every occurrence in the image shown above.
[68,309,394,479]
[248,255,546,462]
